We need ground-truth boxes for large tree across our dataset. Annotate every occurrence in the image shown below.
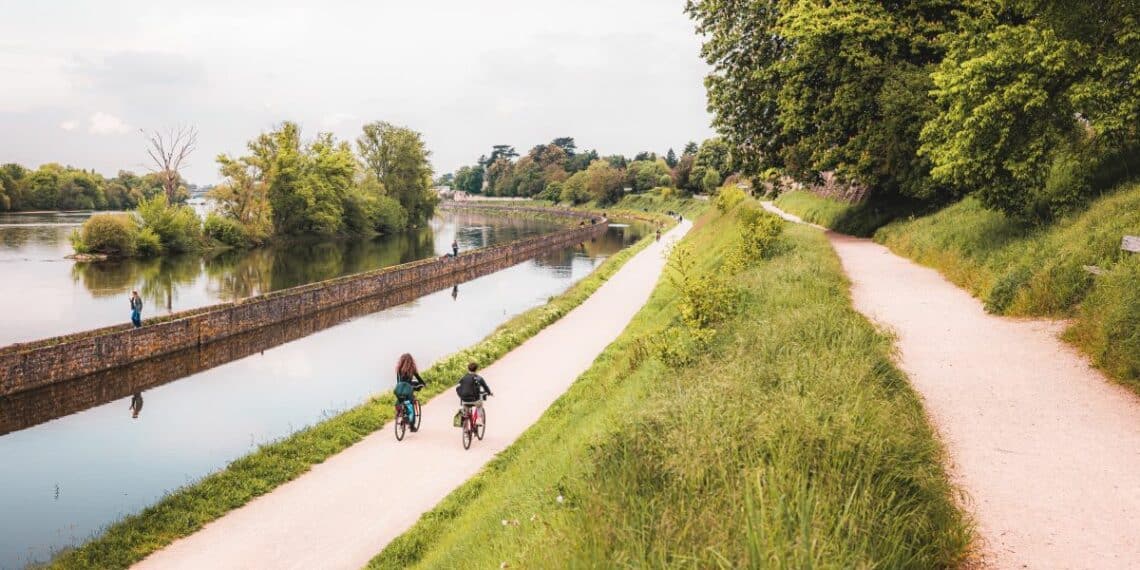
[357,121,438,225]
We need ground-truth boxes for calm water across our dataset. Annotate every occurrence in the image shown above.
[0,218,645,569]
[0,210,566,346]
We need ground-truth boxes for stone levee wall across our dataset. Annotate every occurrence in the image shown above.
[0,214,607,396]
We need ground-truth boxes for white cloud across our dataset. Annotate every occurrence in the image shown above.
[59,119,79,131]
[88,111,130,135]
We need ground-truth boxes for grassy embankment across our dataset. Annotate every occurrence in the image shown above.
[773,190,913,237]
[369,200,970,568]
[775,186,1140,388]
[48,199,693,570]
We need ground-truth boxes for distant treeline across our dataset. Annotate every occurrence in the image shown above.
[0,163,184,212]
[687,0,1140,222]
[446,136,739,205]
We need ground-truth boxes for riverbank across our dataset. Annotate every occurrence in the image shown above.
[369,200,969,568]
[775,185,1140,390]
[45,201,682,569]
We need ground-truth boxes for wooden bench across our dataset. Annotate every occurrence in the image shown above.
[1084,235,1139,275]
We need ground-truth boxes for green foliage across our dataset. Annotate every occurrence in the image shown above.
[135,194,202,253]
[736,205,784,258]
[453,165,484,194]
[667,243,737,331]
[699,168,721,194]
[627,159,672,192]
[204,214,252,248]
[1069,258,1140,385]
[134,227,164,257]
[357,121,438,225]
[774,191,914,237]
[713,184,745,212]
[369,206,968,569]
[75,213,138,257]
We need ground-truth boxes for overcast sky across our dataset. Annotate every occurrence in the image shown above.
[0,0,714,184]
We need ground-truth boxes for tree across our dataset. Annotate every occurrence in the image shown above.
[628,159,672,192]
[143,125,197,203]
[435,173,455,188]
[682,141,699,156]
[357,121,438,225]
[528,144,568,168]
[694,138,733,179]
[484,158,515,196]
[665,148,678,168]
[454,165,485,194]
[481,145,518,166]
[633,151,656,161]
[551,137,577,157]
[583,160,625,205]
[701,168,722,194]
[566,149,598,173]
[673,154,696,193]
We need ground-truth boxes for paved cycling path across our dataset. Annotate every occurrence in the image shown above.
[764,202,1140,569]
[134,220,692,570]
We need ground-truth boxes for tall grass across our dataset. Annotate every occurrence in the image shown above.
[370,203,970,569]
[773,191,906,236]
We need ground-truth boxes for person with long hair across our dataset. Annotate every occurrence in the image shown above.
[394,353,426,431]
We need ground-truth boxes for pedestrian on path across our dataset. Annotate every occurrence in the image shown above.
[451,239,459,257]
[129,391,144,418]
[129,290,143,328]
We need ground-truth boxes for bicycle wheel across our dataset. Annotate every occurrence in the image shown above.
[475,408,486,440]
[462,416,473,450]
[394,407,406,441]
[413,399,422,431]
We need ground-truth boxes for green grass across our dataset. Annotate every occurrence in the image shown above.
[473,193,709,221]
[874,185,1140,388]
[47,206,675,569]
[369,202,970,569]
[773,191,906,237]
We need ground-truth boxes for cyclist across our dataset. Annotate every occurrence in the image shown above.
[456,361,493,411]
[394,353,425,431]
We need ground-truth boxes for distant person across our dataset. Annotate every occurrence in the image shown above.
[655,228,661,242]
[129,291,143,328]
[452,239,459,257]
[129,392,143,419]
[456,361,493,411]
[394,353,425,431]
[451,285,458,301]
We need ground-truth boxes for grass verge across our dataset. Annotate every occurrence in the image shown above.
[773,190,911,236]
[369,201,970,568]
[47,207,671,569]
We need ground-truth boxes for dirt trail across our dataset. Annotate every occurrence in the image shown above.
[764,202,1140,569]
[133,221,692,570]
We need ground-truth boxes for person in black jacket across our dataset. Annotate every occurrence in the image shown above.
[456,362,492,408]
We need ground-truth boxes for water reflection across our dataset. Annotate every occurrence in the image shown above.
[0,211,565,345]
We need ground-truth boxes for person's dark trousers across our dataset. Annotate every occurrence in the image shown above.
[131,310,141,328]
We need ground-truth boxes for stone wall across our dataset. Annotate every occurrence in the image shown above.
[0,217,608,396]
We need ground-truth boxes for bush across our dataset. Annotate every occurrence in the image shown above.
[134,226,164,256]
[204,214,251,248]
[737,205,784,258]
[136,194,202,253]
[714,185,746,212]
[374,195,409,234]
[75,213,138,256]
[1070,258,1140,385]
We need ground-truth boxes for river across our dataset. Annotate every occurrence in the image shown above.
[0,210,646,569]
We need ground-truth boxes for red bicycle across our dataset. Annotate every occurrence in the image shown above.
[459,396,488,450]
[394,387,423,441]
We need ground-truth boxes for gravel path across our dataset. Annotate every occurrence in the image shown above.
[133,221,692,570]
[764,202,1140,569]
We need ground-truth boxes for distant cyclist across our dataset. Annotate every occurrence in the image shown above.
[394,353,425,431]
[456,362,493,410]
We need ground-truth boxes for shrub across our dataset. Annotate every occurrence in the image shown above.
[374,195,409,234]
[136,194,202,253]
[667,243,738,331]
[714,185,746,213]
[135,226,164,256]
[737,205,785,258]
[204,214,251,248]
[76,213,138,256]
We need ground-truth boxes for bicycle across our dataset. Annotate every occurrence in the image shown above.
[459,395,489,450]
[394,385,423,441]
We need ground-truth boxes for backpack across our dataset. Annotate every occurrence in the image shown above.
[456,373,481,400]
